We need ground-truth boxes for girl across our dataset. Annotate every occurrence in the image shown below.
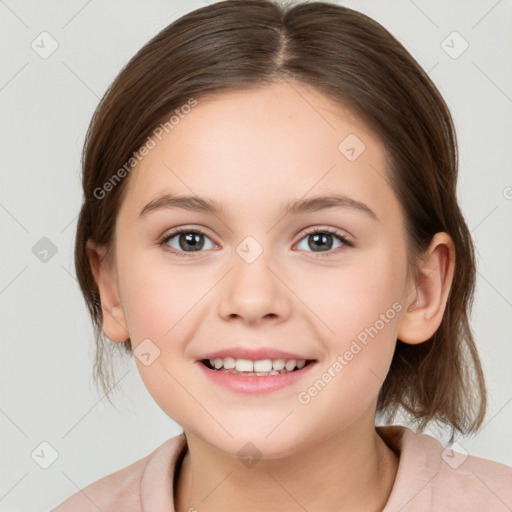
[52,1,512,510]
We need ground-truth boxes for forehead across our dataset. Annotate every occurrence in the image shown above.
[119,81,399,225]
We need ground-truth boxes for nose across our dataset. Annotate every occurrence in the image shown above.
[217,251,292,326]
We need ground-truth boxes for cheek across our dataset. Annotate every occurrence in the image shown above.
[118,254,212,343]
[119,259,207,421]
[298,254,402,342]
[297,254,403,394]
[117,234,405,439]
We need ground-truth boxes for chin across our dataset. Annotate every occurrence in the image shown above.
[205,423,308,461]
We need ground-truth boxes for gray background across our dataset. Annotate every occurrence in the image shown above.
[1,0,511,510]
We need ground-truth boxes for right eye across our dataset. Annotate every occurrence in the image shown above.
[159,228,217,257]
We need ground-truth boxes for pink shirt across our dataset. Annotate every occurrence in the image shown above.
[51,425,512,511]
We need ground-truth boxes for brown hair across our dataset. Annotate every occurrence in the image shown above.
[74,0,486,439]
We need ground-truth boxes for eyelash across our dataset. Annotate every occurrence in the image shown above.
[158,226,354,258]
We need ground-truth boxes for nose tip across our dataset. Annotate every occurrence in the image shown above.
[217,257,291,325]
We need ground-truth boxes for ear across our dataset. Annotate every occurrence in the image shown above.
[86,240,130,343]
[397,232,455,345]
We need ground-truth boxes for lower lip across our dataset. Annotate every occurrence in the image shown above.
[197,361,317,394]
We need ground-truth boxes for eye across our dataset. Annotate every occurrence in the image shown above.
[159,228,217,257]
[295,227,353,255]
[159,226,353,258]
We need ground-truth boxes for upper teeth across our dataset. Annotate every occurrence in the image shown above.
[209,358,306,372]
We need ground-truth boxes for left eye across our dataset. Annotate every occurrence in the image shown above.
[160,228,352,256]
[296,230,351,253]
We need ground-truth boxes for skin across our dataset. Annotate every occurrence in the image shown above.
[88,80,455,511]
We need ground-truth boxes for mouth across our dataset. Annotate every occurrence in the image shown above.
[201,357,315,377]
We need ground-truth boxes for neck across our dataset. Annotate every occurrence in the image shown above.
[174,419,399,512]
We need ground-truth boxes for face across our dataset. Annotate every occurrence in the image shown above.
[108,81,410,458]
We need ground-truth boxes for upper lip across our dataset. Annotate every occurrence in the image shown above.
[197,347,315,362]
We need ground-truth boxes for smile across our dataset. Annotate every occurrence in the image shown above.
[198,357,317,394]
[203,357,309,376]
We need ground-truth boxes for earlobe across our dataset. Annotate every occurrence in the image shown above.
[397,232,455,345]
[86,240,130,343]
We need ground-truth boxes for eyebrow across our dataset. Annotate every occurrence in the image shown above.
[137,193,378,221]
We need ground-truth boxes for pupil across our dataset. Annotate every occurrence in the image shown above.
[180,232,204,251]
[310,233,333,251]
[178,233,333,252]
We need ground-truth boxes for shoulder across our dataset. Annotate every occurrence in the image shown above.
[435,444,512,510]
[50,453,151,512]
[50,434,186,512]
[379,425,512,512]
